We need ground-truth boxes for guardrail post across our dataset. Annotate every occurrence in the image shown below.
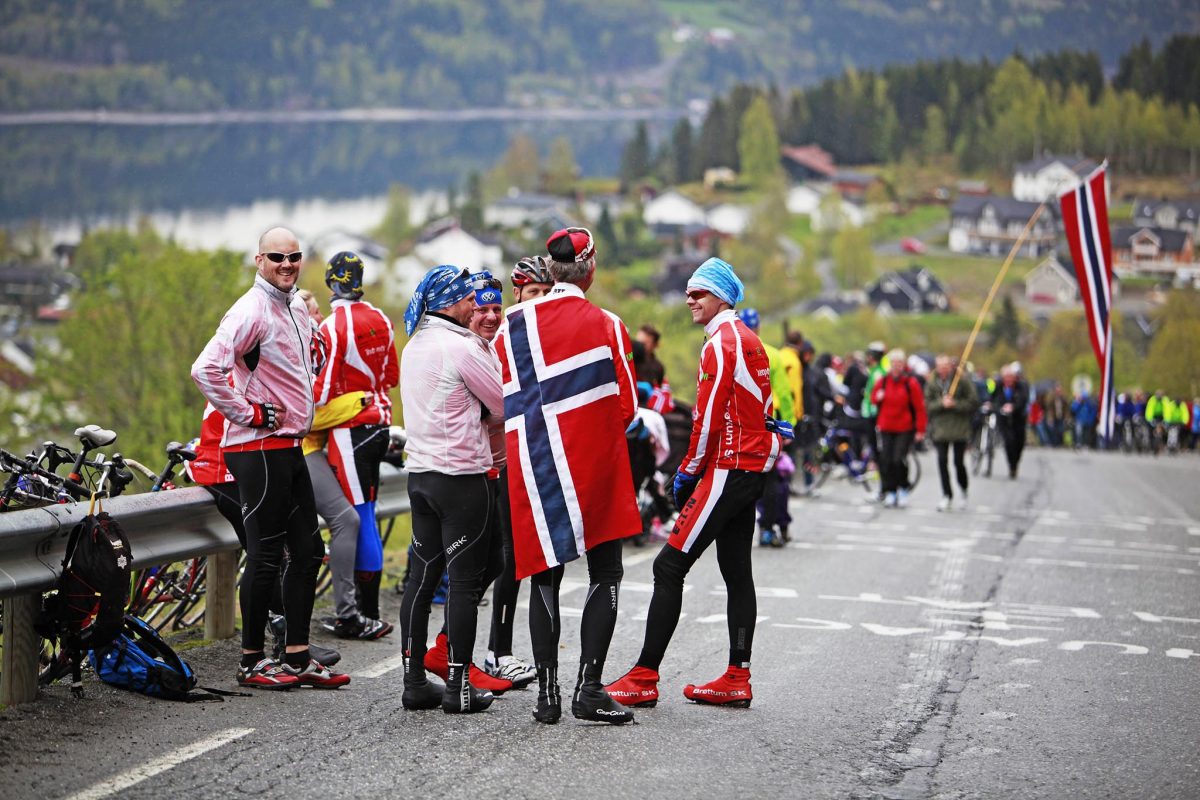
[204,550,238,641]
[1,592,40,706]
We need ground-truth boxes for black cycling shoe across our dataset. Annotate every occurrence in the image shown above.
[572,668,634,725]
[403,679,445,710]
[532,664,562,725]
[442,663,494,714]
[309,643,341,667]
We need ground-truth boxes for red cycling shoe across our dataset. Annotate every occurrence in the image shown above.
[683,666,752,708]
[605,666,660,708]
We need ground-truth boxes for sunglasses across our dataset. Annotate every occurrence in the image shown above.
[261,251,302,264]
[685,289,711,301]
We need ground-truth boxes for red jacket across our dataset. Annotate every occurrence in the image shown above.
[314,299,399,427]
[871,372,928,434]
[680,310,781,476]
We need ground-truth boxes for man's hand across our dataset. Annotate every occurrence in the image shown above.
[250,402,283,431]
[765,417,795,440]
[672,471,699,510]
[941,395,956,408]
[915,431,925,443]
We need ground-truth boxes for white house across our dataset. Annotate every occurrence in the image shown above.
[643,190,707,227]
[1132,198,1200,234]
[387,221,502,306]
[1012,154,1103,203]
[580,193,631,224]
[786,183,826,215]
[1024,253,1079,305]
[811,197,871,232]
[706,203,750,236]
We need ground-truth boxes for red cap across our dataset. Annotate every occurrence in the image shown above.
[546,227,595,263]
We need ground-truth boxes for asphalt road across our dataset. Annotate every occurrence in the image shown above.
[1,447,1197,800]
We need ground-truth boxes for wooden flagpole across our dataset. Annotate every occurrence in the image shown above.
[948,203,1048,396]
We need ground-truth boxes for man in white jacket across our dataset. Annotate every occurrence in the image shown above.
[397,264,504,714]
[191,226,349,690]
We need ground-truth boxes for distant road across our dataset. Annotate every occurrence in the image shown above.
[0,106,687,126]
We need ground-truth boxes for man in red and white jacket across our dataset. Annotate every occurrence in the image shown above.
[607,257,788,711]
[191,226,348,690]
[312,251,399,638]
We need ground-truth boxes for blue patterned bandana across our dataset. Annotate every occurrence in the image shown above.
[687,257,744,307]
[404,265,472,335]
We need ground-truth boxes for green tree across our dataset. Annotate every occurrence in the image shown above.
[543,136,579,196]
[738,95,783,188]
[460,171,484,232]
[371,183,412,255]
[920,104,947,162]
[668,118,695,185]
[487,133,540,195]
[38,229,247,466]
[595,204,619,263]
[988,293,1021,350]
[619,121,652,190]
[1142,289,1200,397]
[831,226,873,289]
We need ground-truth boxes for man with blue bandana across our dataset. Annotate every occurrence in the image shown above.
[607,257,790,711]
[398,265,504,714]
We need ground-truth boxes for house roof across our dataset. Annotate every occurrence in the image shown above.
[1027,255,1076,285]
[1113,225,1192,253]
[833,171,876,187]
[801,295,861,316]
[950,194,1050,224]
[1133,197,1200,222]
[866,267,948,311]
[780,144,837,178]
[1014,153,1099,176]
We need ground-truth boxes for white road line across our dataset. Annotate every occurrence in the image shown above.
[355,652,407,678]
[62,727,255,800]
[623,549,658,567]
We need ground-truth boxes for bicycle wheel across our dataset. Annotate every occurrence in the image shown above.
[906,448,922,490]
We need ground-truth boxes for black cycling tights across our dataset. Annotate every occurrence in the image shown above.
[401,471,491,676]
[224,448,321,652]
[528,538,623,676]
[488,472,521,657]
[637,470,764,671]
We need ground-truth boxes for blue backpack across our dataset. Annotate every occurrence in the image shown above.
[90,615,235,702]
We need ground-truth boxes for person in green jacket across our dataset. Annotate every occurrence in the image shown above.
[925,355,979,511]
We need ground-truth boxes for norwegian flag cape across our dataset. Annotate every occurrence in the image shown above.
[495,284,641,579]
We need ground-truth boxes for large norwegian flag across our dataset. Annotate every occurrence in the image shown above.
[495,289,642,579]
[1059,163,1115,442]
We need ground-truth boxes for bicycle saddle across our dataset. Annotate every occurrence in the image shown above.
[74,424,117,448]
[165,441,198,461]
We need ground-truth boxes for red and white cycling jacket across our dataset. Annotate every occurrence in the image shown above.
[184,402,233,485]
[314,298,399,427]
[680,309,781,477]
[191,274,317,449]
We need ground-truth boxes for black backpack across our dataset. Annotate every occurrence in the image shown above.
[37,511,132,694]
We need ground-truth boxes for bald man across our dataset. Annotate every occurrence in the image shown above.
[193,227,350,690]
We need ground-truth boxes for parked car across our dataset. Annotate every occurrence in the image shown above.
[900,237,927,254]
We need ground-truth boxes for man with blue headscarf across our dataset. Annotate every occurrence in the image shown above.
[607,257,790,711]
[398,264,504,714]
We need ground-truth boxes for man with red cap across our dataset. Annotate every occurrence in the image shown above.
[494,226,642,725]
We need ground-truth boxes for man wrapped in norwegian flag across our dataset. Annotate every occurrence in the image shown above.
[494,226,642,725]
[606,257,792,711]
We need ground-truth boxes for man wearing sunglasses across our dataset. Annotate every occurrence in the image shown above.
[494,227,643,725]
[606,257,788,711]
[192,227,350,690]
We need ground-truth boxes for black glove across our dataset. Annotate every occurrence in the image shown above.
[250,402,280,431]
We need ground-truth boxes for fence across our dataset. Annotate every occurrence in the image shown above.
[0,466,408,706]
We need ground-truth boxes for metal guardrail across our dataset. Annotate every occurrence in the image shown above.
[0,466,409,705]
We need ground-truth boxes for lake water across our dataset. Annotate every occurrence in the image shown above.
[0,115,676,251]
